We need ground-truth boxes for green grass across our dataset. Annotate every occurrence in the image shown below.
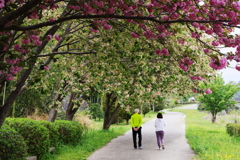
[42,112,156,160]
[173,109,240,160]
[43,108,240,160]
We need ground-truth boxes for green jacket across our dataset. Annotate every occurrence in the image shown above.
[130,113,142,128]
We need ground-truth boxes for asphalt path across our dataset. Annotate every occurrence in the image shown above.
[87,104,197,160]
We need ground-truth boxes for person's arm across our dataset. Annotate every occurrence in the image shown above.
[130,115,133,127]
[138,115,142,128]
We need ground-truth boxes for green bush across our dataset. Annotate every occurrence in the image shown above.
[0,125,28,160]
[4,118,50,157]
[226,123,240,137]
[55,120,84,145]
[35,120,60,147]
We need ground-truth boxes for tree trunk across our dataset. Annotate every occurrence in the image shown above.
[48,108,57,122]
[0,65,35,128]
[212,115,217,123]
[66,92,78,121]
[126,119,129,125]
[103,92,121,130]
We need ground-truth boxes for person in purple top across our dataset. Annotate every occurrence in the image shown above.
[154,112,166,150]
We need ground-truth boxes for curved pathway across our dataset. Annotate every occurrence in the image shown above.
[87,105,197,160]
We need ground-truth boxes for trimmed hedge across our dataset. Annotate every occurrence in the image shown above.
[1,118,85,159]
[4,118,50,157]
[35,120,60,147]
[226,123,240,137]
[55,120,84,145]
[0,124,28,160]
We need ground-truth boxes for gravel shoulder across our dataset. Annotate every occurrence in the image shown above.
[87,105,197,160]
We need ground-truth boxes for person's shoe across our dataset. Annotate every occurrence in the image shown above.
[134,147,137,149]
[162,145,165,150]
[139,146,142,149]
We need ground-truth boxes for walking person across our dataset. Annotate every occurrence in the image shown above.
[130,108,142,149]
[154,112,166,150]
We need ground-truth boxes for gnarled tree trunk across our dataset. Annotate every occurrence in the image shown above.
[103,92,121,130]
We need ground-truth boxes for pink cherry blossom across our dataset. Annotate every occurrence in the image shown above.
[205,88,212,94]
[209,57,227,70]
[5,74,14,81]
[192,89,197,93]
[131,32,140,38]
[204,49,210,53]
[54,34,61,41]
[44,65,50,70]
[155,49,162,56]
[161,48,169,56]
[0,0,5,9]
[212,41,219,46]
[236,65,240,71]
[34,40,42,46]
[28,12,39,19]
[21,39,31,45]
[47,35,52,41]
[90,28,99,33]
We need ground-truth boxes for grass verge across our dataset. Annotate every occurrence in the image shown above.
[173,109,240,160]
[44,112,156,160]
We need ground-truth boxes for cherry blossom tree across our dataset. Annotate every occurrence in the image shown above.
[1,0,240,127]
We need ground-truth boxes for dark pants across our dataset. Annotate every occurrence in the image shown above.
[132,127,142,148]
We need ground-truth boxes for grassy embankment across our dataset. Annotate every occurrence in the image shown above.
[44,107,240,160]
[43,112,156,160]
[173,108,240,160]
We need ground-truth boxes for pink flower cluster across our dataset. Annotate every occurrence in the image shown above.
[155,48,169,56]
[5,57,20,65]
[209,57,227,70]
[205,89,212,94]
[178,57,194,72]
[236,65,240,71]
[190,75,203,81]
[192,88,212,94]
[0,0,4,9]
[10,66,22,75]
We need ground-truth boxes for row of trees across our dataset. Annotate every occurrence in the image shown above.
[1,0,240,128]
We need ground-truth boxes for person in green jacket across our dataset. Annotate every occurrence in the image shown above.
[130,108,142,149]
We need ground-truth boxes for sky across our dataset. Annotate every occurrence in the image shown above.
[219,47,240,84]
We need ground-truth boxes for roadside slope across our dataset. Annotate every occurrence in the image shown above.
[87,109,195,160]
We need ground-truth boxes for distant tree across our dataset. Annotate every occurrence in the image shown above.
[89,103,103,121]
[154,100,166,111]
[142,103,150,117]
[198,76,240,123]
[118,108,131,125]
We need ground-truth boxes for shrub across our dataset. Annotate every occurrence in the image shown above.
[226,123,240,137]
[35,120,60,147]
[54,120,84,145]
[4,118,50,157]
[0,124,28,160]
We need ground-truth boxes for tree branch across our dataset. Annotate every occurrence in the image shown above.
[1,14,231,31]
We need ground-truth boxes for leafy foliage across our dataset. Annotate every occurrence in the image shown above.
[226,123,240,137]
[0,125,28,160]
[198,76,240,123]
[4,118,50,157]
[54,120,84,145]
[142,103,151,116]
[88,103,104,121]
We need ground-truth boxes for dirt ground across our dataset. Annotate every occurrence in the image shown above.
[87,104,197,160]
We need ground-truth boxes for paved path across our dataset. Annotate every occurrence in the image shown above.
[87,104,197,160]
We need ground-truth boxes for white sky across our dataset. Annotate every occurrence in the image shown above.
[219,47,240,84]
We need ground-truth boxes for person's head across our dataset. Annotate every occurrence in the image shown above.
[134,108,139,113]
[157,112,163,118]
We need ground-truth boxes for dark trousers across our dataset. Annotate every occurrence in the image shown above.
[132,127,142,148]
